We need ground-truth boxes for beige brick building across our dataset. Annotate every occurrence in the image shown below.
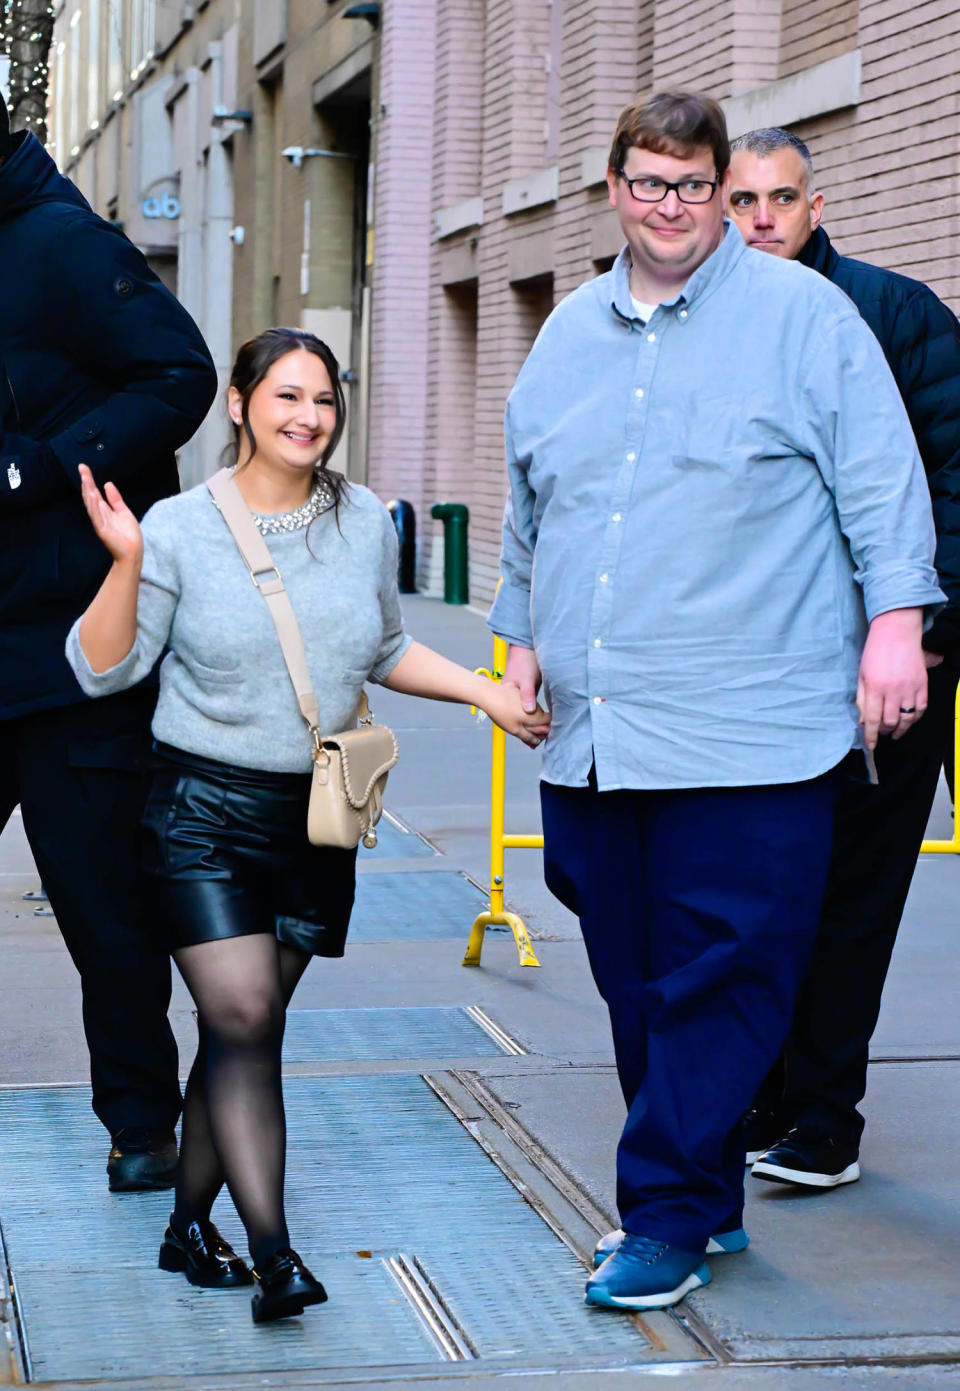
[48,1,960,604]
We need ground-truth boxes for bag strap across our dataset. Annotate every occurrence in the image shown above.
[206,467,371,739]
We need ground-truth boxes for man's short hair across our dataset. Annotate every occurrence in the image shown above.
[729,128,816,192]
[608,92,730,180]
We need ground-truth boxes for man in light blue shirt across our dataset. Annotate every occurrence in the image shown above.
[488,91,943,1311]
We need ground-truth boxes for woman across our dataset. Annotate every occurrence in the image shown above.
[67,327,548,1325]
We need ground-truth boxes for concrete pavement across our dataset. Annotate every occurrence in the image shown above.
[1,594,959,1388]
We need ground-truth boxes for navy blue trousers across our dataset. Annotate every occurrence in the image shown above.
[540,772,837,1251]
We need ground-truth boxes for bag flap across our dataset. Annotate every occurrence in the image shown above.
[322,724,398,807]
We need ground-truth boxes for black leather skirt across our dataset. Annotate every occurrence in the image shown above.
[141,744,357,956]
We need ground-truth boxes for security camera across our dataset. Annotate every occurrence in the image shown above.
[280,146,358,169]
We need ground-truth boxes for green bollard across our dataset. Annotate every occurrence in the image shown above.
[430,501,469,605]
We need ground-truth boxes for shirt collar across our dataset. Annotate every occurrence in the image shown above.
[610,220,747,322]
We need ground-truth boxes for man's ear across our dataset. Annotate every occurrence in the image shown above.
[606,167,620,209]
[809,190,825,234]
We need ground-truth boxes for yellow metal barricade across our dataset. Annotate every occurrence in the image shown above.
[463,631,543,968]
[921,675,960,853]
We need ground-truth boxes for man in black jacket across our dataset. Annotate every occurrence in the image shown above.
[727,127,960,1186]
[0,97,217,1188]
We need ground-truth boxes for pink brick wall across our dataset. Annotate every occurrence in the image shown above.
[366,0,437,525]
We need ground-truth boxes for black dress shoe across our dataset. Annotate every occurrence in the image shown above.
[158,1217,253,1288]
[251,1248,328,1324]
[107,1127,178,1192]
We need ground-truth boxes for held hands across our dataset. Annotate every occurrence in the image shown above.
[78,464,143,568]
[480,679,551,748]
[857,608,927,750]
[481,642,551,748]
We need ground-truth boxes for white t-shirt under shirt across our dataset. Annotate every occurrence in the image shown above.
[631,295,657,322]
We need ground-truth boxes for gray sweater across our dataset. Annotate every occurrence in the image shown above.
[66,481,411,772]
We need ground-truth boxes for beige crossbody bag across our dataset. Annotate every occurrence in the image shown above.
[207,467,399,850]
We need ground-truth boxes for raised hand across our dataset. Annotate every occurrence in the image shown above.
[78,464,143,567]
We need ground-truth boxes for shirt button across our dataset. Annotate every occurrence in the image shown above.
[626,451,636,462]
[679,308,688,319]
[593,696,602,705]
[635,388,644,399]
[647,332,656,343]
[612,513,621,523]
[599,573,608,583]
[593,638,602,648]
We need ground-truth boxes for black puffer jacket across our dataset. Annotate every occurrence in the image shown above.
[0,131,217,717]
[799,225,960,659]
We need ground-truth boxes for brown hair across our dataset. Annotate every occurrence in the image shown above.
[608,91,730,180]
[226,326,349,519]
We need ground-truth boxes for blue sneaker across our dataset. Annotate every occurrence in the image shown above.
[585,1234,709,1309]
[593,1224,749,1268]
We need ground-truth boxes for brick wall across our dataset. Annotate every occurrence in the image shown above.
[792,0,960,303]
[366,0,437,520]
[780,0,858,78]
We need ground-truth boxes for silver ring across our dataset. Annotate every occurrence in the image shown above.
[899,705,917,714]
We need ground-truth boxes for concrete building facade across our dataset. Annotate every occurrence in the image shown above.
[48,1,960,604]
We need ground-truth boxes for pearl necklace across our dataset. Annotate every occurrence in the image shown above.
[247,474,335,535]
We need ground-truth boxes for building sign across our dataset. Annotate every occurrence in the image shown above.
[143,192,180,220]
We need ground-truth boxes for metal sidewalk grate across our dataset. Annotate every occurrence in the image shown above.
[350,871,488,941]
[0,1077,652,1381]
[367,812,438,860]
[282,1005,519,1062]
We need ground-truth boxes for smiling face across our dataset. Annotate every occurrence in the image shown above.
[727,147,824,259]
[606,143,729,290]
[229,348,339,479]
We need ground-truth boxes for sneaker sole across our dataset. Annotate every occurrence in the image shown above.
[751,1159,860,1188]
[585,1263,710,1310]
[706,1228,749,1255]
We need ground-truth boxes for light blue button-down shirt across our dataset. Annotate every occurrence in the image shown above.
[489,225,945,791]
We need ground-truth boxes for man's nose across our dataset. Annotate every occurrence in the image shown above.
[753,198,775,228]
[660,188,685,218]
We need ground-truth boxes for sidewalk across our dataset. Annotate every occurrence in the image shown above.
[1,594,959,1389]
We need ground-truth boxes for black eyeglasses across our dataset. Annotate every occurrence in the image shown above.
[618,171,719,205]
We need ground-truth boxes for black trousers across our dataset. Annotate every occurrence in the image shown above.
[759,662,959,1145]
[0,688,182,1136]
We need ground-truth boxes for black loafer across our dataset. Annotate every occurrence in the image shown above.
[107,1127,178,1192]
[251,1248,328,1324]
[158,1217,253,1288]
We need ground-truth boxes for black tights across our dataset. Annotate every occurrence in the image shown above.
[172,933,310,1269]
